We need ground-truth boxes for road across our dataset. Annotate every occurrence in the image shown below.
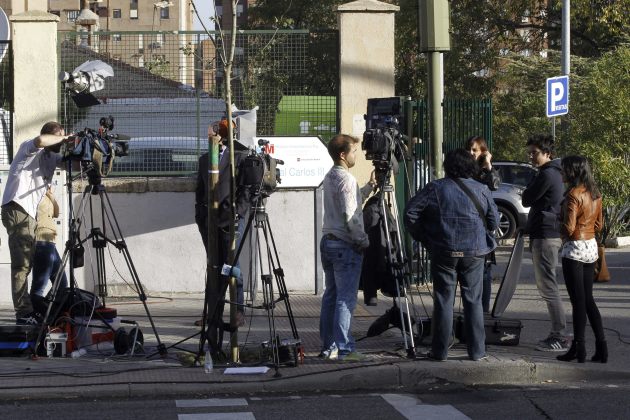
[3,384,629,419]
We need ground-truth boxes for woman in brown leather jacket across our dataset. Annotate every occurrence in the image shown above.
[557,156,607,363]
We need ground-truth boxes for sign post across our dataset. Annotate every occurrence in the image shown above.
[546,75,569,140]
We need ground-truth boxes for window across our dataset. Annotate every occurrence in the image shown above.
[66,10,80,22]
[160,7,169,19]
[113,9,121,18]
[130,0,138,19]
[236,4,244,17]
[112,34,122,42]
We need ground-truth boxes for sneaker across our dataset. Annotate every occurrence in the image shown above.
[16,313,42,325]
[319,347,338,360]
[339,351,368,362]
[536,336,569,352]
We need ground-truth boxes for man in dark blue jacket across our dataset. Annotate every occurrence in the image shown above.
[404,149,498,361]
[522,134,568,352]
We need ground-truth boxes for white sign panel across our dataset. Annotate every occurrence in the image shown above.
[253,136,332,188]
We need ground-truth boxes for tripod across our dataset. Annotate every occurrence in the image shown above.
[373,162,416,358]
[35,164,166,357]
[198,195,300,376]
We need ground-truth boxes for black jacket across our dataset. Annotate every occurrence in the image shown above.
[522,159,563,239]
[479,167,500,191]
[195,149,251,229]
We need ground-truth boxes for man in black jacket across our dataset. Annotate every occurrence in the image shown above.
[522,134,568,352]
[195,120,250,327]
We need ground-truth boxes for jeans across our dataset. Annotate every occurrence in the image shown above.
[530,238,566,337]
[1,203,35,318]
[561,258,605,342]
[30,241,68,315]
[319,236,363,355]
[482,262,492,313]
[432,253,486,360]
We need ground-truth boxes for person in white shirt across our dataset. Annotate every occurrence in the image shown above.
[1,121,71,324]
[319,134,375,361]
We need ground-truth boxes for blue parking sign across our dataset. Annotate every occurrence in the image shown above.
[546,76,569,117]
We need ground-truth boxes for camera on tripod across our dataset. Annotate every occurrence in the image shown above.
[61,116,130,183]
[362,97,406,167]
[238,139,284,199]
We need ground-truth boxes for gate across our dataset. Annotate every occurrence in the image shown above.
[0,39,12,164]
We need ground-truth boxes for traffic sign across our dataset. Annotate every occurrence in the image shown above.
[546,76,569,117]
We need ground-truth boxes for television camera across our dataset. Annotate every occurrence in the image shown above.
[362,97,406,171]
[61,116,130,184]
[239,139,284,199]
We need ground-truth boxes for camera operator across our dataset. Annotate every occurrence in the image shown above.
[319,134,376,362]
[195,119,250,328]
[1,121,74,324]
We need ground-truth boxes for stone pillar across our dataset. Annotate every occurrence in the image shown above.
[336,0,399,182]
[9,11,59,150]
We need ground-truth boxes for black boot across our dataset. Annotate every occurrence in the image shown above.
[591,340,608,363]
[557,340,586,363]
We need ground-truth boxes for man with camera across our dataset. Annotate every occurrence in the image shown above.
[195,120,250,328]
[1,121,73,325]
[319,134,376,362]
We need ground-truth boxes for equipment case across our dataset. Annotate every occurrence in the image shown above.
[0,325,38,356]
[454,314,523,346]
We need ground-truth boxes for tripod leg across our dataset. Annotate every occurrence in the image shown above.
[95,188,166,356]
[261,214,300,341]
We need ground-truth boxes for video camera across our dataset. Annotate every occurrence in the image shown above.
[238,139,284,199]
[61,116,130,183]
[362,97,406,165]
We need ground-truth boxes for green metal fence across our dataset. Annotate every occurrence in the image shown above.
[0,40,12,164]
[57,29,338,176]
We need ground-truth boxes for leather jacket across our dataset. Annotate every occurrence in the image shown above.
[560,185,603,241]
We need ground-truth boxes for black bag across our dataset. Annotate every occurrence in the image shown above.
[454,313,523,346]
[0,325,39,356]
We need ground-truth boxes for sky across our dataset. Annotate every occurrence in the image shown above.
[191,0,215,30]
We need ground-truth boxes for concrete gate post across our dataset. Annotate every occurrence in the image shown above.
[9,10,59,149]
[336,0,399,183]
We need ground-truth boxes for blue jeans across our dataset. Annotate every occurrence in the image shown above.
[30,241,68,314]
[319,236,363,355]
[431,253,486,360]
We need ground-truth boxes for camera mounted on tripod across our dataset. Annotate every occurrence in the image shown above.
[61,116,130,185]
[362,97,406,172]
[238,139,284,199]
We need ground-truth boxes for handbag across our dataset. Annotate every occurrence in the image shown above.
[452,178,496,250]
[594,243,610,282]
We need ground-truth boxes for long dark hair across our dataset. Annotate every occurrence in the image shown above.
[561,155,601,200]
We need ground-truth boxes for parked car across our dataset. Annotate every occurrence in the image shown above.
[112,137,207,175]
[490,161,537,240]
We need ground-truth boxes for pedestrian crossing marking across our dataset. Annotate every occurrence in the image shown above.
[178,414,255,420]
[381,393,470,420]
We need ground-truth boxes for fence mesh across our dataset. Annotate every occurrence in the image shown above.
[58,30,339,176]
[0,40,12,164]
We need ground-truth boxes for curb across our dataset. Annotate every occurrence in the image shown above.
[2,359,630,401]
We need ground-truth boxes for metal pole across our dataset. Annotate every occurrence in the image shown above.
[561,0,570,75]
[428,51,444,179]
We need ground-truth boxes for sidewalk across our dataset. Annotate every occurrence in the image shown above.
[0,246,628,400]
